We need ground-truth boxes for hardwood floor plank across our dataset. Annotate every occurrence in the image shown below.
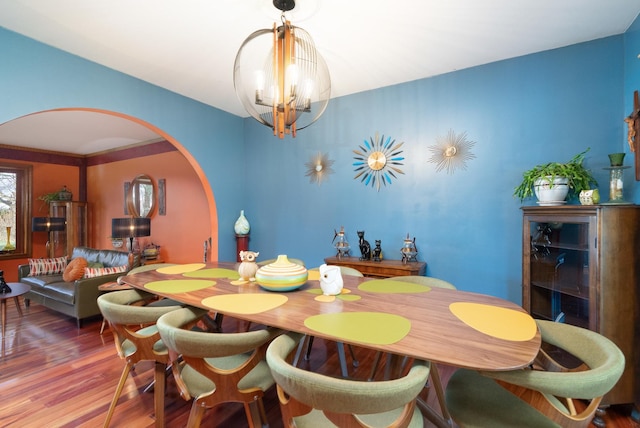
[0,302,636,427]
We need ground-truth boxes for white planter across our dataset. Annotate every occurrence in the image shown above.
[534,177,569,206]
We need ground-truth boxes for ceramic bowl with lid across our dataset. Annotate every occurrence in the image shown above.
[255,255,307,291]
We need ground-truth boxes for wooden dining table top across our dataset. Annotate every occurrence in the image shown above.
[120,261,541,372]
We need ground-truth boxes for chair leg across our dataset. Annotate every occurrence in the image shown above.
[154,362,166,428]
[244,400,268,428]
[186,401,206,428]
[103,363,132,428]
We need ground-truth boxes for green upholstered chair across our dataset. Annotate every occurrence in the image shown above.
[156,307,283,428]
[297,265,365,378]
[390,275,457,290]
[97,289,183,428]
[267,332,431,427]
[445,319,625,428]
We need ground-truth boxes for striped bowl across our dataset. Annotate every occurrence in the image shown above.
[255,255,308,291]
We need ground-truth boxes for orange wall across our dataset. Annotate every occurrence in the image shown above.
[0,159,78,281]
[87,151,210,263]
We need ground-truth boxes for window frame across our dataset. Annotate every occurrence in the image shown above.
[0,162,33,259]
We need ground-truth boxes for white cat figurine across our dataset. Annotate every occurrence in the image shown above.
[319,263,343,296]
[238,250,259,282]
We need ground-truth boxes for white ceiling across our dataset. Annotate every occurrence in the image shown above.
[1,0,639,154]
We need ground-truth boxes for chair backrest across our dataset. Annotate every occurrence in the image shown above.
[309,266,364,277]
[267,332,430,427]
[389,275,456,289]
[480,319,625,427]
[156,307,282,400]
[97,289,182,363]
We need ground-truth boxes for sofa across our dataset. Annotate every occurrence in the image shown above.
[18,246,138,327]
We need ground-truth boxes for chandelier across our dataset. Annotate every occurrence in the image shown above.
[233,0,331,138]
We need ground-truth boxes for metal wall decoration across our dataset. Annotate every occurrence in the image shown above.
[305,152,334,185]
[428,129,476,174]
[353,132,405,191]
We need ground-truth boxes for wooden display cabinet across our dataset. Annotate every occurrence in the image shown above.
[324,256,426,278]
[49,201,88,258]
[522,205,639,410]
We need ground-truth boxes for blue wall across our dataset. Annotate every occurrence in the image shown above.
[1,24,635,303]
[245,35,627,302]
[0,26,246,259]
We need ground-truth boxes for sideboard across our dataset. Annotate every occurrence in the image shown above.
[324,256,426,278]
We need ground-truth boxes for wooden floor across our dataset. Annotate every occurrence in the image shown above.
[0,301,638,428]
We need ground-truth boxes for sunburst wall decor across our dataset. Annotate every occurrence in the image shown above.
[428,129,476,174]
[305,152,335,185]
[353,132,405,191]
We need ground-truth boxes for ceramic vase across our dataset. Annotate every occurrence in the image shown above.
[255,255,308,291]
[234,210,250,235]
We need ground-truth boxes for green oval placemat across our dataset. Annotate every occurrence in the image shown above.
[304,312,411,345]
[183,268,240,279]
[358,279,431,294]
[201,294,288,314]
[145,279,214,293]
[156,263,206,274]
[449,302,537,341]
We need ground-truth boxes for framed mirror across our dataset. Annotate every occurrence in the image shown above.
[126,174,156,218]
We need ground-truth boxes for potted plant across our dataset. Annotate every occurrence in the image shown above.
[514,148,598,204]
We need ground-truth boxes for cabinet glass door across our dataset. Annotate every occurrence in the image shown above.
[527,218,592,329]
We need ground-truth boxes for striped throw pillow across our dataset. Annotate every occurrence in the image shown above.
[28,257,68,276]
[83,265,128,279]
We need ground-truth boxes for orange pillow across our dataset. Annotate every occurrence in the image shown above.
[63,257,88,282]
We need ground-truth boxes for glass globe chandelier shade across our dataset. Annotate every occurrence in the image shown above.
[233,19,331,138]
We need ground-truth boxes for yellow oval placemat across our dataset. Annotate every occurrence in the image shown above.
[307,270,320,281]
[201,294,288,314]
[305,312,411,345]
[157,263,206,274]
[449,302,537,341]
[183,268,239,279]
[358,279,431,294]
[145,279,215,293]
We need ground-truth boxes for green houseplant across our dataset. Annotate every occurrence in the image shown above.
[514,148,598,203]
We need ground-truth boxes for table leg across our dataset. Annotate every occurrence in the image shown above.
[13,296,23,317]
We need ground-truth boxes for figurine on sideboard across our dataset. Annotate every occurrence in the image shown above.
[332,226,351,259]
[372,240,382,262]
[0,270,12,293]
[357,230,371,261]
[238,250,259,282]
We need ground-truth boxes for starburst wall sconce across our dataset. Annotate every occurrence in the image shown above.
[305,152,334,185]
[233,0,331,138]
[428,129,476,174]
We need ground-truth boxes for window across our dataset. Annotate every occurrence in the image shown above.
[0,163,32,259]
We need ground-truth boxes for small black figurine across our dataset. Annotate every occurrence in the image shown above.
[372,240,382,262]
[357,230,371,261]
[0,270,12,294]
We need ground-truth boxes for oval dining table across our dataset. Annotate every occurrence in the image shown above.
[120,261,541,428]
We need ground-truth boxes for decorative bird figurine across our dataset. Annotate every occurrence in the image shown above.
[238,250,259,282]
[319,263,343,296]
